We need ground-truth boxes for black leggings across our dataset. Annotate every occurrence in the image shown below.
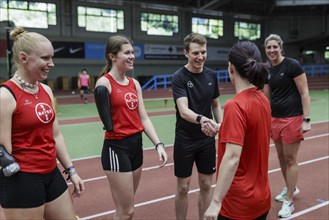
[217,211,269,220]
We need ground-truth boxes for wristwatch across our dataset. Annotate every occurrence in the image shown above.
[303,117,311,123]
[196,115,203,123]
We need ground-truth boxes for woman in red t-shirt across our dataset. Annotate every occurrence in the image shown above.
[204,41,271,220]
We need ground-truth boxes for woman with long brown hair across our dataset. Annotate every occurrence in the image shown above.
[94,35,168,220]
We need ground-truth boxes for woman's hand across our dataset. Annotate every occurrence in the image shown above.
[156,144,168,168]
[70,174,85,198]
[204,200,221,220]
[301,121,311,133]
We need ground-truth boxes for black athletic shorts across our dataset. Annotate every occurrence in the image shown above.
[101,132,143,172]
[174,136,216,178]
[0,167,68,208]
[80,86,89,92]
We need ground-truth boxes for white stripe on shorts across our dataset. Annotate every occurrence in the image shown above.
[109,148,119,172]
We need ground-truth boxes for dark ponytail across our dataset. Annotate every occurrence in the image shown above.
[228,41,269,89]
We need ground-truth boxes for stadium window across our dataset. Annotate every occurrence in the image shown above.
[192,17,223,39]
[234,21,261,40]
[141,12,178,36]
[77,6,124,32]
[0,0,56,28]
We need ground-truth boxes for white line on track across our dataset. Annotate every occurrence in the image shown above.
[75,123,329,219]
[80,155,329,184]
[80,155,329,220]
[71,121,329,162]
[71,132,329,162]
[70,133,329,184]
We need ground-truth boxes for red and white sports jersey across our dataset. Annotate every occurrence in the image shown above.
[2,81,56,174]
[104,74,144,140]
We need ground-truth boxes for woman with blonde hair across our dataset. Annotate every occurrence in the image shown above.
[0,27,84,219]
[264,34,311,218]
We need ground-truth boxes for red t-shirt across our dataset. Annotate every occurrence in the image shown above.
[104,74,144,140]
[2,81,56,174]
[217,87,271,219]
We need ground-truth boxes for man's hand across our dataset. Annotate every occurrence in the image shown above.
[201,118,220,137]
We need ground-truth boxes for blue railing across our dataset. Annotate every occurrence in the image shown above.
[215,70,229,82]
[141,71,229,91]
[141,64,328,91]
[303,64,329,77]
[141,74,173,91]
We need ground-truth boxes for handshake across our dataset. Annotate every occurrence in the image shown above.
[200,117,221,137]
[0,144,20,177]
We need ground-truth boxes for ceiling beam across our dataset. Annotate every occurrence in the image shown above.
[199,0,220,10]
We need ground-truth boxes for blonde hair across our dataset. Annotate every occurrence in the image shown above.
[10,27,50,72]
[264,34,283,49]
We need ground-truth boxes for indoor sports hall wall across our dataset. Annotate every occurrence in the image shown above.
[0,0,328,89]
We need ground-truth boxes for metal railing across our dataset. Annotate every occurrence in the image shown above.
[141,64,329,91]
[141,74,173,91]
[215,69,229,82]
[303,64,329,77]
[141,70,229,91]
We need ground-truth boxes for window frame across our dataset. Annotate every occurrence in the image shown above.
[77,5,124,33]
[234,20,261,41]
[0,0,57,29]
[191,15,224,39]
[133,6,182,43]
[140,11,179,37]
[72,1,131,38]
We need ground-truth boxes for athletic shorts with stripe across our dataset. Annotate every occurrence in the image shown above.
[101,132,143,172]
[174,136,216,178]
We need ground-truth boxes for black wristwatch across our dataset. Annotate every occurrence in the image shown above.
[196,115,203,123]
[303,117,311,123]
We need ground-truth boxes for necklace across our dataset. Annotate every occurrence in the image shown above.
[13,73,39,99]
[14,73,38,89]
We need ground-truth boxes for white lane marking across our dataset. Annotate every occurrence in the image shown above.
[71,132,329,162]
[80,156,329,220]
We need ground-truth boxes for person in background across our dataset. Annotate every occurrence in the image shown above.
[94,35,168,220]
[263,34,311,218]
[171,33,223,220]
[204,40,271,220]
[78,68,90,104]
[0,27,84,219]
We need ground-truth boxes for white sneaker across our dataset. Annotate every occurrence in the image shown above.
[278,199,294,218]
[275,187,300,202]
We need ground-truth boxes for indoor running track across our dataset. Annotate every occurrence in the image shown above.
[0,121,328,220]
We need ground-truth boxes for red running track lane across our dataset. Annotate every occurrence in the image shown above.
[70,122,329,219]
[0,122,328,219]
